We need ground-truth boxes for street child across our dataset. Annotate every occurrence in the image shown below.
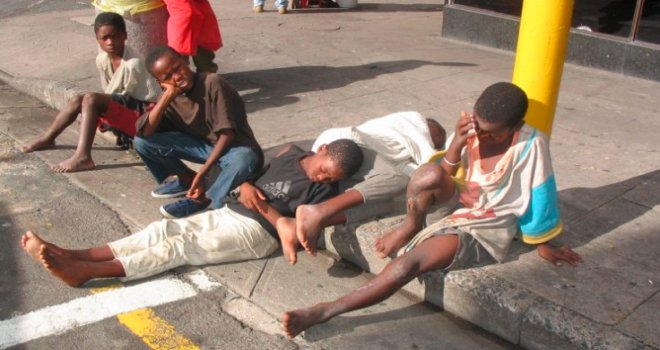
[20,139,363,286]
[294,111,447,256]
[136,46,262,219]
[282,82,583,338]
[22,12,160,173]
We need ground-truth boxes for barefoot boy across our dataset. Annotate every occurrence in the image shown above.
[22,12,160,172]
[20,139,363,287]
[294,111,446,256]
[282,82,583,338]
[135,46,263,219]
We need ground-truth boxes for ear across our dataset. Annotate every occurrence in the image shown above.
[317,144,328,154]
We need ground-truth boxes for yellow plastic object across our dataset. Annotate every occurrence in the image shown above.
[427,150,466,188]
[512,0,574,138]
[92,0,165,16]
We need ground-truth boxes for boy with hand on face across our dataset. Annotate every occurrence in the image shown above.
[135,46,263,219]
[282,82,583,339]
[20,139,363,286]
[22,12,160,172]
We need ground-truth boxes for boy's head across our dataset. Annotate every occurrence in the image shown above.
[426,118,446,150]
[94,12,127,57]
[305,139,363,183]
[145,46,195,91]
[473,82,528,144]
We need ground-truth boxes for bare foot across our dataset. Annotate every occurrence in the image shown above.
[21,230,47,261]
[282,304,329,339]
[39,245,89,287]
[374,228,413,259]
[276,217,299,265]
[22,138,55,153]
[52,155,95,173]
[295,204,325,256]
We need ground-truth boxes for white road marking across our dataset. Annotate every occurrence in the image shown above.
[0,278,204,349]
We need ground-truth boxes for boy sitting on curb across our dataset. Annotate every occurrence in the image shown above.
[20,139,363,286]
[282,82,583,338]
[134,46,263,219]
[22,12,160,173]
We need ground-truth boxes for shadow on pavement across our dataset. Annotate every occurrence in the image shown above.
[225,60,478,113]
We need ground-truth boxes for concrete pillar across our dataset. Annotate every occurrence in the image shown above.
[94,0,169,59]
[512,0,574,138]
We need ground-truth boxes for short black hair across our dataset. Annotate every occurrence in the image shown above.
[94,12,126,34]
[474,82,528,127]
[145,46,182,74]
[326,139,363,179]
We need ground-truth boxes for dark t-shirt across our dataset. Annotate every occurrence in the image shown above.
[227,145,338,238]
[136,73,263,166]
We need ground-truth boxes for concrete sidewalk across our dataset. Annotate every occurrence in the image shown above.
[1,0,659,349]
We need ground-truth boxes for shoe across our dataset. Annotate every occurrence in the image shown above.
[151,179,189,198]
[278,6,287,14]
[253,5,263,12]
[160,198,210,219]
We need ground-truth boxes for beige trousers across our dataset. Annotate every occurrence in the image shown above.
[108,207,278,281]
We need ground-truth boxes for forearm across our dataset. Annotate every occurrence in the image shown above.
[197,130,235,178]
[140,90,176,137]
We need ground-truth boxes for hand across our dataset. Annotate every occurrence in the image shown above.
[237,182,267,213]
[536,243,583,267]
[449,111,477,150]
[186,174,206,200]
[160,81,184,99]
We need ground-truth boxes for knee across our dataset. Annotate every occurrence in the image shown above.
[81,92,102,108]
[133,136,149,153]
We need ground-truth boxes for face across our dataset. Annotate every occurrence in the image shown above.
[95,25,127,56]
[150,52,195,91]
[472,112,520,146]
[304,147,346,183]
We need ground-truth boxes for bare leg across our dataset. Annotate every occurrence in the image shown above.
[276,217,300,265]
[22,95,84,153]
[53,93,112,173]
[39,245,125,287]
[375,163,456,259]
[21,230,115,262]
[297,190,362,256]
[283,234,459,338]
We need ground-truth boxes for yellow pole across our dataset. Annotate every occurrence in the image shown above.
[512,0,574,138]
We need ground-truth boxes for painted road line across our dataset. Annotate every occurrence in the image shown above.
[118,308,200,350]
[0,278,197,349]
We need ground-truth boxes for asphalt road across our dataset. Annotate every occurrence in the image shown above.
[0,0,89,19]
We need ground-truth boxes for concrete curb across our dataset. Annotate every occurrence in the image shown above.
[0,70,84,111]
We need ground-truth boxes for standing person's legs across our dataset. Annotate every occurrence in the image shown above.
[283,234,459,338]
[134,131,212,188]
[206,146,260,209]
[192,0,221,72]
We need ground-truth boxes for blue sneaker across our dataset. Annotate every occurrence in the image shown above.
[160,198,210,218]
[151,179,189,198]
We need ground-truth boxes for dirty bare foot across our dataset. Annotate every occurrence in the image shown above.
[39,245,89,287]
[276,217,299,265]
[374,228,413,259]
[22,137,55,153]
[295,204,325,256]
[282,304,330,339]
[52,155,95,173]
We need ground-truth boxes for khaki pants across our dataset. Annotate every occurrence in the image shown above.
[109,207,278,281]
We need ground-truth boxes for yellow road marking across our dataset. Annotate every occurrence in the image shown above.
[90,285,200,350]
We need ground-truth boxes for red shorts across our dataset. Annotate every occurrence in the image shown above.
[98,96,154,137]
